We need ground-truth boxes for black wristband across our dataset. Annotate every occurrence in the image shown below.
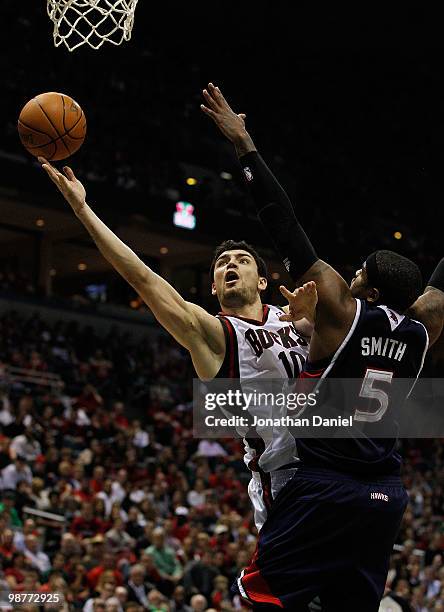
[428,258,444,293]
[239,151,295,217]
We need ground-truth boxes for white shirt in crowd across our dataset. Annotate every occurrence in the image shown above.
[0,396,14,426]
[10,435,42,461]
[110,481,126,505]
[1,463,33,490]
[133,430,149,448]
[197,440,227,457]
[187,490,206,508]
[24,547,51,574]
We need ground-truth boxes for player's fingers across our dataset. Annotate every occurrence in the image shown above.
[238,113,246,120]
[63,166,76,181]
[208,83,223,104]
[214,85,230,107]
[279,285,295,300]
[305,282,318,298]
[58,173,71,193]
[41,163,62,185]
[39,157,59,177]
[278,314,294,322]
[200,104,217,119]
[304,280,316,291]
[202,88,219,111]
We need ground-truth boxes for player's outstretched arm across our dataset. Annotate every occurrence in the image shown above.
[39,158,225,379]
[201,84,356,355]
[409,258,444,347]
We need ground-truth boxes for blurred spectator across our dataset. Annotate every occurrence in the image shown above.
[71,502,105,539]
[87,552,123,591]
[23,534,51,574]
[125,564,152,608]
[0,490,22,527]
[183,551,218,600]
[145,527,183,590]
[105,518,135,553]
[1,456,32,491]
[189,594,207,612]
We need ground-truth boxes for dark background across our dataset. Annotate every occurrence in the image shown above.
[1,2,443,280]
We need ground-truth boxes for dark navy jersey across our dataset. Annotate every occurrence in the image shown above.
[297,298,429,475]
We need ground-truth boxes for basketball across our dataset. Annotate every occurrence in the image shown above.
[18,92,87,161]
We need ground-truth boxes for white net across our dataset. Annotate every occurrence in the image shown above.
[47,0,139,51]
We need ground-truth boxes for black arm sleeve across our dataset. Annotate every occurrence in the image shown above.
[239,151,318,281]
[428,257,444,293]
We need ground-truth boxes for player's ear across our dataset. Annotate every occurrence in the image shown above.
[211,281,217,296]
[258,277,268,292]
[367,287,380,303]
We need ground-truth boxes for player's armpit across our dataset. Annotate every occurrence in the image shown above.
[409,287,444,347]
[133,272,226,379]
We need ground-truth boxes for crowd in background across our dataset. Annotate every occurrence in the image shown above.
[0,309,442,611]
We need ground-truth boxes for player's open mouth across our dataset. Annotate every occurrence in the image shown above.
[225,271,239,285]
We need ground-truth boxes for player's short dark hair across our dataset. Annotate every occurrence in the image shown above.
[365,250,423,312]
[210,240,268,280]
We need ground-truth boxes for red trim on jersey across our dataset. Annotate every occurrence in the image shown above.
[240,546,284,607]
[218,317,238,378]
[300,368,324,379]
[218,304,271,326]
[260,470,273,512]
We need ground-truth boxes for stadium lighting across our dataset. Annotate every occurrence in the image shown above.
[36,218,45,227]
[186,177,198,186]
[78,263,87,271]
[220,171,232,180]
[160,247,169,254]
[394,231,402,240]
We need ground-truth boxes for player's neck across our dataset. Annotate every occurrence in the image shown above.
[220,300,264,321]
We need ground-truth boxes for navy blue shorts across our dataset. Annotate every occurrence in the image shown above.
[237,467,408,611]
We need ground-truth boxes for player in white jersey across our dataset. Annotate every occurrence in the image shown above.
[215,289,311,529]
[37,159,316,530]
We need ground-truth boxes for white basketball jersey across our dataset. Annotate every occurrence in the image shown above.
[216,304,310,473]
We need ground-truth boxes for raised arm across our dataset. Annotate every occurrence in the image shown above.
[201,84,356,357]
[39,158,225,380]
[409,259,444,347]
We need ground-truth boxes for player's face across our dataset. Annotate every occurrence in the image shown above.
[350,265,373,299]
[212,249,267,308]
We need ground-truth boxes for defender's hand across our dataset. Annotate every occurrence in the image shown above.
[279,281,318,323]
[39,157,86,215]
[201,82,247,143]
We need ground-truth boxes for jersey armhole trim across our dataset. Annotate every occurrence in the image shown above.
[216,316,240,378]
[406,318,430,398]
[316,298,362,384]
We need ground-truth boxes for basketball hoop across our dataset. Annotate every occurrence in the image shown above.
[47,0,139,51]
